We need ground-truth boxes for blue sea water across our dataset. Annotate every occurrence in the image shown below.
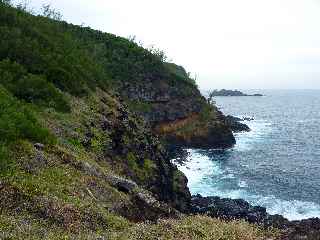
[177,90,320,220]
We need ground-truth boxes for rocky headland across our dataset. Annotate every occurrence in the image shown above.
[120,64,239,149]
[0,2,318,239]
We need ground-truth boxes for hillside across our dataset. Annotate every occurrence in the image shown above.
[0,2,277,239]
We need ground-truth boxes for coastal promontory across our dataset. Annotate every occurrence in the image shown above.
[0,2,317,239]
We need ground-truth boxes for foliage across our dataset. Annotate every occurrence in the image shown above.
[147,45,169,62]
[207,90,216,105]
[0,86,55,172]
[0,2,198,117]
[41,4,62,20]
[0,0,11,6]
[0,60,70,112]
[0,2,110,100]
[65,23,196,90]
[0,86,55,144]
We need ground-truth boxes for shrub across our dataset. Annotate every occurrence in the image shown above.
[14,74,70,112]
[0,60,70,112]
[0,86,55,144]
[0,86,56,173]
[47,67,79,93]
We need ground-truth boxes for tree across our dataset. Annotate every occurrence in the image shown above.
[41,4,62,20]
[207,90,216,105]
[0,0,12,6]
[148,45,168,62]
[16,0,35,14]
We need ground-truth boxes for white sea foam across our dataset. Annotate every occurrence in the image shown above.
[176,120,320,221]
[221,173,235,179]
[177,149,223,190]
[234,119,272,152]
[238,180,248,188]
[194,182,320,221]
[248,195,320,221]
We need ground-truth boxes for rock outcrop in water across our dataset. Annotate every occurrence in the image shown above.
[209,89,263,97]
[221,115,251,132]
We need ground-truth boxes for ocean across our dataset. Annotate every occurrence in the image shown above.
[177,90,320,220]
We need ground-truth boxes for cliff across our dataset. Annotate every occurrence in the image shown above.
[64,27,237,148]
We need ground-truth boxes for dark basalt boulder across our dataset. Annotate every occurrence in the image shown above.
[243,117,254,121]
[281,218,320,240]
[191,195,270,225]
[223,115,251,132]
[191,195,320,240]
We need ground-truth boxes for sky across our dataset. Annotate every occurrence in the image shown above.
[17,0,320,90]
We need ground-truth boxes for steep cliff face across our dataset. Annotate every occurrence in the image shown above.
[57,89,192,212]
[121,64,236,149]
[56,24,236,148]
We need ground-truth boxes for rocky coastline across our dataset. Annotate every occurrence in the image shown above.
[168,114,320,239]
[190,195,320,240]
[168,113,320,239]
[1,3,318,238]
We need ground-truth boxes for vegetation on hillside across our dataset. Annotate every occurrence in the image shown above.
[0,214,279,239]
[0,86,55,173]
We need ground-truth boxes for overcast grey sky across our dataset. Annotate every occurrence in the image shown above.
[21,0,320,89]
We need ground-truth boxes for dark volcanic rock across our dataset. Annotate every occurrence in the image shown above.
[191,195,291,228]
[281,218,320,240]
[34,143,45,151]
[191,195,320,240]
[243,117,254,121]
[82,92,192,213]
[120,65,237,150]
[224,115,251,132]
[164,122,236,149]
[191,195,271,225]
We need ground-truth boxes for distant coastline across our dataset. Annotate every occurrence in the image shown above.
[210,89,263,97]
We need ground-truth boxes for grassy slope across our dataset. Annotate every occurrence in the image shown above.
[0,2,279,239]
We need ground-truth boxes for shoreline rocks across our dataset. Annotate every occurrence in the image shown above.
[191,194,320,240]
[223,115,251,132]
